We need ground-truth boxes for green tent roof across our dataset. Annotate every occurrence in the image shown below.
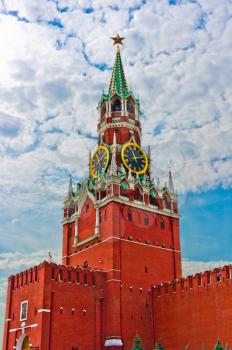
[108,46,129,97]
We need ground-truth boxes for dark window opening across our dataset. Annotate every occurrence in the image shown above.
[144,216,148,225]
[127,99,135,114]
[101,103,106,118]
[216,272,221,282]
[128,210,132,221]
[145,266,148,273]
[76,271,79,283]
[84,274,87,285]
[112,99,121,112]
[160,219,165,229]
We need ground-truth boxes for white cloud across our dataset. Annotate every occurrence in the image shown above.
[0,0,232,344]
[182,259,232,276]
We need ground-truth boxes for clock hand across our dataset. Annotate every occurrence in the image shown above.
[96,154,100,165]
[129,147,137,162]
[99,153,106,162]
[134,156,145,159]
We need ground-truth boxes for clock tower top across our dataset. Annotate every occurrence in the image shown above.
[97,35,141,148]
[63,36,179,261]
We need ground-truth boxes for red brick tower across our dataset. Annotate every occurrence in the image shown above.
[62,35,182,350]
[4,35,232,350]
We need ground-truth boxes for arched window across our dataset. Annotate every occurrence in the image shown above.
[112,99,121,112]
[144,216,148,225]
[127,97,135,114]
[101,102,106,118]
[164,193,172,210]
[134,186,143,202]
[128,209,132,221]
[160,218,165,230]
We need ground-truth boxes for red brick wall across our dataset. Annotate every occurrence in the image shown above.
[152,266,232,349]
[3,262,105,350]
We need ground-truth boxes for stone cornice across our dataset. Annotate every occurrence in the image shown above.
[98,121,141,136]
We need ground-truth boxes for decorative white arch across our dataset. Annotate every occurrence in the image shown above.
[16,333,29,350]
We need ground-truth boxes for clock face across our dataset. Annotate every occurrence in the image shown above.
[121,142,148,174]
[90,145,110,178]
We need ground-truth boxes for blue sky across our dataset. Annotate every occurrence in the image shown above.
[0,0,232,343]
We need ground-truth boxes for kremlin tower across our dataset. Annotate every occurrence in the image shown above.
[3,36,232,350]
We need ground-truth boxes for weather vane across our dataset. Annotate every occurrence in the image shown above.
[111,34,125,47]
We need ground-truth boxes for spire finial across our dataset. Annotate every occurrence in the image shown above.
[168,170,174,193]
[67,174,73,199]
[111,34,125,48]
[108,34,129,97]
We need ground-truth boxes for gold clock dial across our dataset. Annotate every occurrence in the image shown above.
[90,145,110,178]
[121,142,148,174]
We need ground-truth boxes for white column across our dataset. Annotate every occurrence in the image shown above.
[95,206,100,235]
[74,219,79,245]
[124,99,128,116]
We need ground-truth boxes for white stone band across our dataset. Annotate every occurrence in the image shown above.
[104,338,123,347]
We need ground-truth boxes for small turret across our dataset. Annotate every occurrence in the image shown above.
[168,170,174,193]
[66,174,73,200]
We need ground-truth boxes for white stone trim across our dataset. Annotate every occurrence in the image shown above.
[37,309,50,313]
[73,233,100,247]
[9,323,38,333]
[101,196,179,218]
[106,279,121,283]
[63,192,178,226]
[105,338,123,347]
[98,122,141,137]
[5,318,11,322]
[63,236,180,258]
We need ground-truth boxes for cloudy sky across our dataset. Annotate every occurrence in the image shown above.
[1,0,232,343]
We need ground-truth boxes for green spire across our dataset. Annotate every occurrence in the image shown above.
[154,342,165,350]
[132,336,143,350]
[108,45,129,97]
[215,340,224,350]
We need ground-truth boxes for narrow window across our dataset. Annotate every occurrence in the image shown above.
[128,209,132,222]
[20,300,28,321]
[144,216,148,225]
[76,271,79,283]
[145,267,148,273]
[68,270,71,282]
[160,219,165,230]
[216,272,221,282]
[84,274,87,285]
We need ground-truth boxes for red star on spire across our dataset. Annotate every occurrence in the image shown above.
[111,34,125,46]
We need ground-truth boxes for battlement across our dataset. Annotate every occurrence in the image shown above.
[153,265,232,297]
[9,261,105,291]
